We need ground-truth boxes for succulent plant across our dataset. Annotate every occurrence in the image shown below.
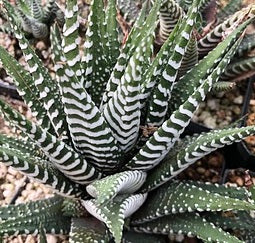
[1,0,255,242]
[0,0,64,40]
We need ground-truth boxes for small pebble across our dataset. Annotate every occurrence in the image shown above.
[233,95,243,104]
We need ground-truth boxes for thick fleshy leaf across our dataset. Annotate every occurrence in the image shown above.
[220,56,255,82]
[4,0,68,139]
[82,194,147,243]
[146,0,200,126]
[177,33,198,79]
[0,196,71,237]
[82,0,110,106]
[0,45,53,132]
[86,170,146,205]
[141,125,255,192]
[69,218,110,243]
[168,17,253,114]
[125,29,242,171]
[103,34,152,152]
[62,0,84,84]
[105,0,120,70]
[0,98,101,185]
[0,145,86,198]
[132,181,255,224]
[132,213,243,243]
[101,0,161,106]
[198,6,252,57]
[157,0,184,42]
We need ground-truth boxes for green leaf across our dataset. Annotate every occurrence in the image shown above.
[141,125,255,192]
[132,213,243,243]
[0,145,86,198]
[0,98,101,185]
[69,218,111,243]
[4,0,68,138]
[132,181,255,224]
[221,55,255,81]
[177,33,198,79]
[0,45,53,132]
[0,196,71,237]
[105,0,120,70]
[86,170,147,205]
[62,0,84,84]
[101,0,161,106]
[168,17,253,114]
[158,0,184,42]
[198,6,252,57]
[82,194,147,243]
[82,0,110,106]
[39,223,47,243]
[146,0,200,126]
[103,34,152,152]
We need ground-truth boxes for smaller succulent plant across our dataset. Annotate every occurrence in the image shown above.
[0,0,64,40]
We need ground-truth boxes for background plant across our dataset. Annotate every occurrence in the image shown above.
[0,0,255,242]
[0,0,64,40]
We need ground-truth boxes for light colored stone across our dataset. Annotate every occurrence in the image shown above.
[46,234,58,243]
[233,95,243,104]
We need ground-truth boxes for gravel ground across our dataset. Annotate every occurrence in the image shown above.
[244,82,255,154]
[192,82,247,129]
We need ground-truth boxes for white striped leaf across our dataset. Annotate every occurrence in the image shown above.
[0,98,101,185]
[86,170,146,205]
[146,0,200,127]
[82,194,147,243]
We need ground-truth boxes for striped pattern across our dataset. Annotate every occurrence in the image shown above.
[57,63,122,168]
[0,146,86,198]
[62,0,84,86]
[82,194,147,243]
[168,18,251,114]
[220,56,255,81]
[5,1,68,138]
[141,126,255,192]
[0,46,53,132]
[43,0,57,22]
[129,30,243,171]
[31,0,43,20]
[14,0,59,39]
[158,0,184,42]
[86,170,146,205]
[0,99,101,185]
[146,0,199,127]
[139,36,244,189]
[131,181,255,224]
[101,0,160,108]
[126,34,240,171]
[132,213,242,242]
[103,38,147,152]
[0,196,71,237]
[198,7,251,57]
[177,34,198,79]
[30,21,49,39]
[139,21,181,109]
